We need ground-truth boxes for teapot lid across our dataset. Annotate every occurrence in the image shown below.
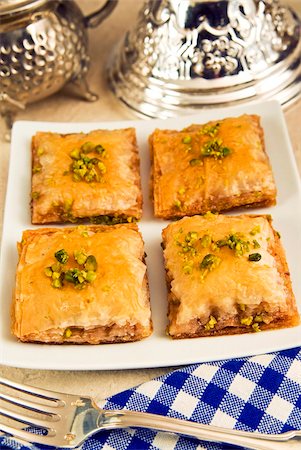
[0,0,48,16]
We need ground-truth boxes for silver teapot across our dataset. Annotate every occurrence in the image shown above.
[0,0,117,128]
[108,0,301,118]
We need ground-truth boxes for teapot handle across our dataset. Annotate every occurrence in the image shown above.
[83,0,118,28]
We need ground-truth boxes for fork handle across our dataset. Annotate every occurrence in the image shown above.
[100,410,300,450]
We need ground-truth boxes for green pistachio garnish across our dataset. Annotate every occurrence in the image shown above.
[64,328,72,338]
[44,267,53,277]
[200,254,221,270]
[81,141,95,153]
[248,253,261,262]
[252,323,261,332]
[185,231,198,244]
[86,271,97,283]
[84,255,98,271]
[189,158,202,166]
[200,234,211,248]
[216,233,250,256]
[74,251,87,265]
[182,135,192,144]
[95,144,105,154]
[200,123,220,137]
[55,249,69,264]
[241,316,253,326]
[46,249,97,289]
[204,315,217,330]
[174,199,182,209]
[200,138,231,159]
[69,144,106,183]
[51,262,61,272]
[52,278,62,289]
[70,148,81,160]
[253,239,260,249]
[250,225,261,235]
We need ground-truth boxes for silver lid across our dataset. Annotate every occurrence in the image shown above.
[108,0,301,117]
[0,0,48,16]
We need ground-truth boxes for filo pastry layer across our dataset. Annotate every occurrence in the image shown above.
[150,114,276,219]
[31,128,142,224]
[12,224,152,343]
[162,214,299,338]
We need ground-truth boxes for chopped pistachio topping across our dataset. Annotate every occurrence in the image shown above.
[174,199,182,209]
[86,270,97,283]
[204,315,217,330]
[185,231,198,244]
[84,255,98,271]
[69,141,107,183]
[216,233,250,256]
[55,249,69,264]
[182,135,192,144]
[51,262,61,272]
[248,253,261,262]
[64,328,72,338]
[81,141,94,153]
[90,215,134,225]
[252,323,261,332]
[241,316,253,326]
[94,144,105,154]
[183,264,193,275]
[200,123,220,137]
[200,254,221,270]
[200,138,231,159]
[52,278,62,289]
[203,211,217,220]
[45,250,98,289]
[254,315,263,323]
[199,234,211,248]
[253,239,260,249]
[44,267,53,278]
[189,158,202,166]
[74,251,87,265]
[250,225,261,235]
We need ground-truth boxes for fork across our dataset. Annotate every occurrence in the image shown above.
[0,376,300,449]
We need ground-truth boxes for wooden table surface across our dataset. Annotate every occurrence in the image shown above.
[0,0,300,433]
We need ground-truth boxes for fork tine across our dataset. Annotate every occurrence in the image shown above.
[0,422,56,446]
[0,376,64,403]
[0,403,56,429]
[0,391,62,416]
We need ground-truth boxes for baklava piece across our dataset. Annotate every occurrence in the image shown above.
[150,115,276,219]
[31,128,142,224]
[162,214,299,339]
[12,224,152,344]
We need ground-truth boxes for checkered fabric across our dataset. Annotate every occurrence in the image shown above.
[1,347,301,450]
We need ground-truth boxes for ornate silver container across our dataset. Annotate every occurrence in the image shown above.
[0,0,117,128]
[108,0,301,118]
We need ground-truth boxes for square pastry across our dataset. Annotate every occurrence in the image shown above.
[150,115,276,219]
[31,128,142,224]
[12,224,152,343]
[162,214,299,339]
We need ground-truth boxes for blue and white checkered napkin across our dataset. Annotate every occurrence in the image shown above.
[1,347,301,450]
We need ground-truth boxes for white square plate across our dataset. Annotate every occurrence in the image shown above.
[1,100,301,370]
